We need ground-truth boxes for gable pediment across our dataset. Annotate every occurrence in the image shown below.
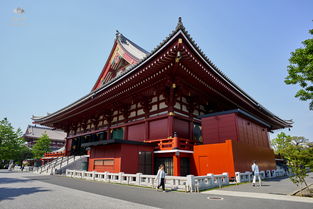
[92,32,148,91]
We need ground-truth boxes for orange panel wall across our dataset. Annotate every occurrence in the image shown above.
[192,139,276,177]
[192,140,235,176]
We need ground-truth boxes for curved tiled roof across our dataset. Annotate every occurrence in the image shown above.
[33,17,291,129]
[116,31,149,61]
[23,125,66,141]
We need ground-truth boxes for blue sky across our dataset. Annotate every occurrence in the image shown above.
[0,0,312,141]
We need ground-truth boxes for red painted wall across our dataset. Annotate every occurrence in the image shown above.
[236,116,270,148]
[89,144,121,172]
[120,144,154,174]
[173,118,189,139]
[232,140,276,172]
[201,113,237,144]
[88,143,154,174]
[201,113,270,147]
[197,112,276,177]
[149,118,168,139]
[127,123,145,141]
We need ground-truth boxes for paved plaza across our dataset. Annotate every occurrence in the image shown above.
[0,170,312,209]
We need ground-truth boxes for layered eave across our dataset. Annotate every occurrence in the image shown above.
[32,19,292,130]
[92,31,149,91]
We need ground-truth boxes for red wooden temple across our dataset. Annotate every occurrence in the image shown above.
[33,18,291,177]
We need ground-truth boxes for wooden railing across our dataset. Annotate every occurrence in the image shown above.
[144,137,194,151]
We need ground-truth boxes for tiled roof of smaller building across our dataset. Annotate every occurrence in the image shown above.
[23,125,66,141]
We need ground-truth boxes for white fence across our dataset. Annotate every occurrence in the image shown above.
[235,169,287,183]
[188,172,229,192]
[66,169,229,192]
[11,166,34,172]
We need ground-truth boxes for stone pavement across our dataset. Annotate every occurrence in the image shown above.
[203,172,313,203]
[0,170,158,209]
[1,170,312,209]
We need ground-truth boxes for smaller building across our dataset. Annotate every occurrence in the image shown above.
[23,125,66,151]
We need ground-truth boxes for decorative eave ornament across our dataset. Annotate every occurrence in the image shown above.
[116,30,120,38]
[176,17,185,30]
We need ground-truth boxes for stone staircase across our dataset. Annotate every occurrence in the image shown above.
[33,155,87,175]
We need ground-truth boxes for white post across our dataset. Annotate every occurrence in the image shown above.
[104,172,108,182]
[92,171,96,181]
[207,173,214,185]
[136,173,142,185]
[119,172,124,183]
[186,175,195,192]
[247,172,251,182]
[222,172,229,184]
[271,170,276,178]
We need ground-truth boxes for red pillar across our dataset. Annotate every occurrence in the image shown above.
[64,138,68,156]
[145,119,149,139]
[173,152,180,176]
[107,124,111,140]
[124,126,128,140]
[168,114,174,138]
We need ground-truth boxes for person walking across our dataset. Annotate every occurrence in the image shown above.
[156,164,166,192]
[251,161,261,187]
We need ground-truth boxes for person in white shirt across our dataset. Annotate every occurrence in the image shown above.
[251,161,261,187]
[156,164,166,192]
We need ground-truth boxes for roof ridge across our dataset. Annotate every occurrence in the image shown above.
[116,30,150,55]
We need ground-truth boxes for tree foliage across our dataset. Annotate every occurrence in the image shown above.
[272,132,313,189]
[0,118,26,161]
[32,133,51,159]
[285,29,313,110]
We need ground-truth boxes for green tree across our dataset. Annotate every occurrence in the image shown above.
[0,118,25,162]
[16,145,33,164]
[272,132,313,190]
[285,28,313,110]
[32,133,51,159]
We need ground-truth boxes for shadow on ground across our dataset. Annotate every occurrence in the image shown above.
[0,177,32,184]
[0,187,50,201]
[263,176,290,182]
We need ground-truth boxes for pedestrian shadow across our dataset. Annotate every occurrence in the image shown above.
[0,187,50,201]
[24,176,50,181]
[264,176,290,182]
[0,178,32,184]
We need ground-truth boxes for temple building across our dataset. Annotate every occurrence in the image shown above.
[23,125,66,151]
[32,18,291,177]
